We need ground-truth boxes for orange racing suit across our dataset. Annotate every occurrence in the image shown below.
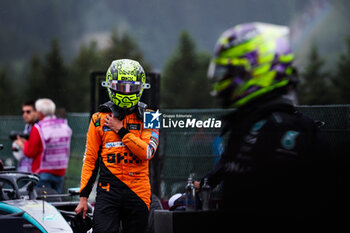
[79,102,159,212]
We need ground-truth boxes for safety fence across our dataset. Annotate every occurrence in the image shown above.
[0,105,349,200]
[0,113,90,193]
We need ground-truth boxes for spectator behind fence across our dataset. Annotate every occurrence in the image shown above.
[12,100,38,172]
[194,23,330,222]
[14,98,72,193]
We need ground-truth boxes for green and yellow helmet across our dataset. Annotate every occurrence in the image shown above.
[208,22,297,108]
[102,59,149,109]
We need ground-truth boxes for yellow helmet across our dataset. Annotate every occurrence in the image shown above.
[102,59,149,109]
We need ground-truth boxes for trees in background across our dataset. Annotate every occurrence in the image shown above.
[16,30,151,113]
[0,69,18,114]
[67,41,102,112]
[102,30,152,72]
[332,38,350,104]
[298,45,334,105]
[298,38,350,105]
[1,31,350,115]
[161,31,350,109]
[42,40,70,108]
[23,40,69,111]
[162,31,215,108]
[25,55,45,101]
[16,29,214,114]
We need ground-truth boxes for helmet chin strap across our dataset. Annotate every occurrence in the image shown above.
[118,105,137,119]
[118,102,147,120]
[98,101,147,121]
[98,101,124,120]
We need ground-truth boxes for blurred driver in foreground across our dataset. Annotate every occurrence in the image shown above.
[194,23,330,220]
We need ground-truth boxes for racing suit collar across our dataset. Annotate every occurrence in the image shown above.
[98,101,147,120]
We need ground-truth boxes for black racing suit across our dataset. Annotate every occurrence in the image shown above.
[202,97,330,218]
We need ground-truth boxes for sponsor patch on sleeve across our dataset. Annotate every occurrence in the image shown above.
[151,130,159,140]
[281,130,299,150]
[92,113,101,127]
[147,129,159,159]
[103,125,112,132]
[105,141,125,148]
[147,145,156,159]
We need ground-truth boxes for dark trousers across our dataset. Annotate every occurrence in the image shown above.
[93,181,149,233]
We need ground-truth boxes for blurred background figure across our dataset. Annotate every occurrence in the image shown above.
[14,98,72,193]
[22,100,38,135]
[12,100,38,173]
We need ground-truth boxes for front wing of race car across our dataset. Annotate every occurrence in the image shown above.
[0,199,73,233]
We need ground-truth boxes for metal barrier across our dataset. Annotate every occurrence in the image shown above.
[159,106,350,199]
[1,105,349,199]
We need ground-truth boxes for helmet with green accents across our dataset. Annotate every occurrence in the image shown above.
[103,59,149,109]
[208,22,296,108]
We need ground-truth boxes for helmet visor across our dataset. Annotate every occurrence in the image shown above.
[109,80,143,94]
[208,62,229,81]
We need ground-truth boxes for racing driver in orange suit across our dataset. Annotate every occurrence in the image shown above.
[75,59,159,233]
